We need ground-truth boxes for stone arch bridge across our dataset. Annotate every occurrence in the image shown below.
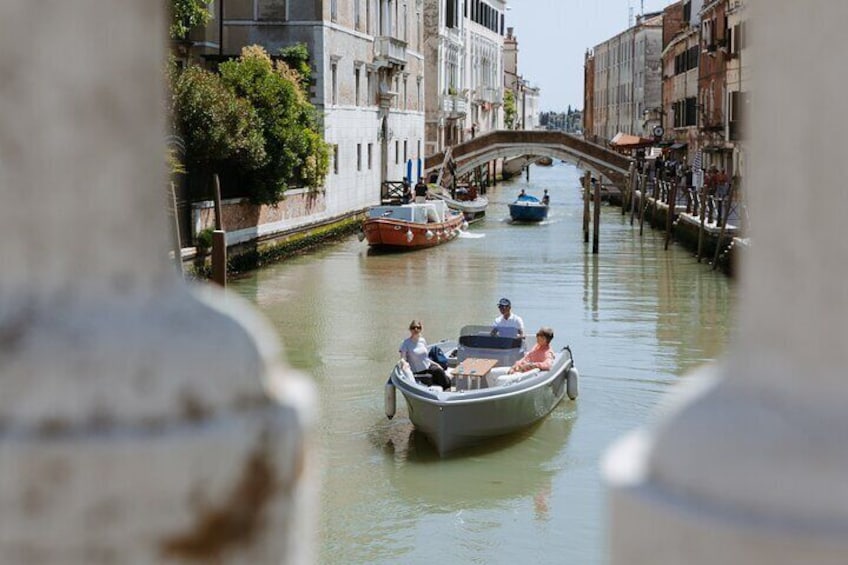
[423,130,632,187]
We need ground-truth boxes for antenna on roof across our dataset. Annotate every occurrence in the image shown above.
[628,6,634,27]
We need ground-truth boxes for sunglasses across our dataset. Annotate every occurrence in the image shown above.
[410,326,422,330]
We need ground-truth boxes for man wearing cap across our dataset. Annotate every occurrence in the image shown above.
[492,298,525,337]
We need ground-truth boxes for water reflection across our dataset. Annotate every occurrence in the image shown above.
[371,404,576,511]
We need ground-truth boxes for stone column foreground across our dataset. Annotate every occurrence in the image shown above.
[0,2,315,563]
[605,2,848,563]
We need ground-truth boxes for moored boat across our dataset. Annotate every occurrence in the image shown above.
[509,194,549,222]
[361,200,465,250]
[429,184,488,223]
[385,325,578,456]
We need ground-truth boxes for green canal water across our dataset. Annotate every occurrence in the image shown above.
[230,163,737,564]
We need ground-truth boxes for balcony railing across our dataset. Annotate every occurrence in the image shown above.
[374,36,407,68]
[474,86,501,104]
[441,94,469,117]
[453,97,467,115]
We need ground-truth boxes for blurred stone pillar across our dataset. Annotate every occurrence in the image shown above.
[0,2,315,563]
[605,2,848,563]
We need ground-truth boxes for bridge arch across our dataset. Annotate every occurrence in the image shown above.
[424,130,633,187]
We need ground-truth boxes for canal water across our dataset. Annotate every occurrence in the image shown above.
[230,163,736,564]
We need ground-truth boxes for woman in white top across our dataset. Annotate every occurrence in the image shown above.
[399,320,451,390]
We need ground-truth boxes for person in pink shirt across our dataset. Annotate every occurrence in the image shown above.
[509,327,555,374]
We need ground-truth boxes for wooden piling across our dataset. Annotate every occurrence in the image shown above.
[665,180,677,250]
[639,174,649,236]
[169,181,183,275]
[212,173,226,285]
[630,169,638,226]
[583,171,591,243]
[593,173,601,254]
[712,180,736,270]
[697,183,707,262]
[651,176,661,226]
[623,163,634,216]
[212,230,227,287]
[213,174,223,231]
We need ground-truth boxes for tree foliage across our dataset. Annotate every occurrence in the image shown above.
[169,0,213,40]
[171,65,266,172]
[218,46,329,203]
[278,43,313,89]
[504,89,517,129]
[170,45,329,205]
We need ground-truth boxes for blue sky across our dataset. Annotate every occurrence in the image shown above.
[504,0,674,111]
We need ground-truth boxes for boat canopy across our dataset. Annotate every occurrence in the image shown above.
[516,194,540,203]
[367,200,450,223]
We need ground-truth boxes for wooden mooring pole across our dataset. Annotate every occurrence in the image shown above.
[665,180,677,250]
[593,173,601,254]
[583,171,591,243]
[169,181,183,275]
[212,173,227,287]
[623,163,635,216]
[697,182,707,262]
[639,174,649,236]
[711,180,737,270]
[629,169,638,226]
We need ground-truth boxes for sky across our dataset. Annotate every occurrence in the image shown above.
[504,0,675,111]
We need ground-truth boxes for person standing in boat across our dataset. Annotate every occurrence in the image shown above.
[491,298,525,337]
[414,178,428,203]
[399,320,451,390]
[401,179,412,204]
[509,327,555,374]
[541,190,550,206]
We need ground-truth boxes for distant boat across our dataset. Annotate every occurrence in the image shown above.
[429,184,488,224]
[535,156,554,166]
[361,200,465,250]
[509,194,549,222]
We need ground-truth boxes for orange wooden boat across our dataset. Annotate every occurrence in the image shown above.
[361,200,466,250]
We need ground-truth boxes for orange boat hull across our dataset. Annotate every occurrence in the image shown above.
[363,213,464,249]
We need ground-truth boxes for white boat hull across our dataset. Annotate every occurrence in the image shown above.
[390,343,575,456]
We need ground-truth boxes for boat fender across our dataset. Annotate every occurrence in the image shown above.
[461,221,469,230]
[425,230,434,240]
[357,229,366,242]
[406,230,414,242]
[566,367,579,400]
[385,377,396,419]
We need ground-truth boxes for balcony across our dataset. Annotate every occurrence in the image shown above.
[373,36,407,69]
[453,97,467,115]
[474,86,501,104]
[441,94,468,117]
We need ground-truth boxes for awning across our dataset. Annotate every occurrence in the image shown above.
[610,132,655,149]
[670,142,688,150]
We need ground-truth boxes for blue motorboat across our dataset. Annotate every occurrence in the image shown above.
[509,194,548,222]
